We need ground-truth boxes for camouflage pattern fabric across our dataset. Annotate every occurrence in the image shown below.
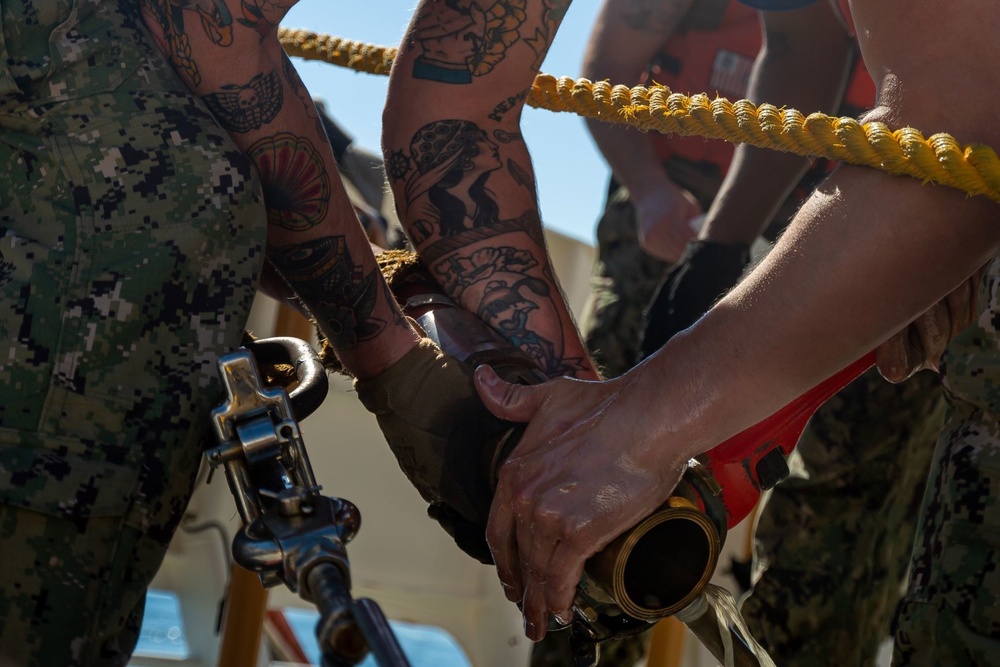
[0,1,266,665]
[578,185,671,379]
[580,158,725,379]
[892,256,1000,666]
[742,367,943,666]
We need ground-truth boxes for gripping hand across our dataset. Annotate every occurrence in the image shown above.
[355,338,510,564]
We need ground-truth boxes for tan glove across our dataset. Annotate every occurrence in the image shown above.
[876,267,985,383]
[355,338,512,563]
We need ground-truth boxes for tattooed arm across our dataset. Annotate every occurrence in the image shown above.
[383,0,598,380]
[139,0,418,378]
[583,0,699,262]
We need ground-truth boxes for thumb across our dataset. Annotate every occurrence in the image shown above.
[474,365,547,423]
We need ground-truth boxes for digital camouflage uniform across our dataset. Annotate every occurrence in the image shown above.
[0,1,265,665]
[891,256,1000,666]
[579,183,671,379]
[742,367,943,665]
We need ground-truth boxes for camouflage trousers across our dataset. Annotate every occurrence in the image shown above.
[579,185,671,379]
[891,257,1000,666]
[742,367,943,666]
[0,1,266,665]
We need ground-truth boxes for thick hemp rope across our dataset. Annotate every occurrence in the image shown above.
[278,27,1000,204]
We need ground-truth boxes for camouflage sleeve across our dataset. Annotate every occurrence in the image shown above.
[139,0,419,378]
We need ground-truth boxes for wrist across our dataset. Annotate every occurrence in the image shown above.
[341,324,421,381]
[698,208,766,246]
[627,334,719,467]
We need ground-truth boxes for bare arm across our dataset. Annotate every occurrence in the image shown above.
[382,0,598,380]
[475,0,1000,637]
[668,0,1000,433]
[139,0,418,379]
[698,1,855,244]
[582,0,699,261]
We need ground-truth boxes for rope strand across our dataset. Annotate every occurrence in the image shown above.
[278,27,1000,204]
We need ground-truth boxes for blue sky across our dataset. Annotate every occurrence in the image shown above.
[282,2,608,244]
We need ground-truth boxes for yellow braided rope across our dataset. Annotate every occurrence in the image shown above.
[279,29,397,75]
[278,28,1000,203]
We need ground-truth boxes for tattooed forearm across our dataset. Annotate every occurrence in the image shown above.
[248,133,330,231]
[203,70,283,132]
[270,236,385,349]
[621,0,689,33]
[387,114,592,376]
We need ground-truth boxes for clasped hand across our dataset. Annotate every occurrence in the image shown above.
[474,364,687,641]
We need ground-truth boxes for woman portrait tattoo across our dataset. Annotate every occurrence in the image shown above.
[249,133,330,231]
[391,120,502,244]
[410,0,528,83]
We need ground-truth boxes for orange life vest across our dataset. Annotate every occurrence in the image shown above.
[646,0,874,179]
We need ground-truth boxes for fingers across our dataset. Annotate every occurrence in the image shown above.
[877,267,985,384]
[520,499,588,641]
[539,540,583,633]
[875,329,916,383]
[639,210,699,263]
[910,301,950,373]
[880,305,945,381]
[487,463,523,606]
[474,365,548,422]
[945,270,979,338]
[488,465,587,642]
[913,269,983,374]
